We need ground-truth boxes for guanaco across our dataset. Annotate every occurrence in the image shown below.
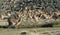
[52,11,60,19]
[54,12,60,16]
[33,12,42,21]
[8,12,23,28]
[27,9,42,21]
[41,12,52,19]
[28,11,34,19]
[16,12,24,17]
[8,17,21,28]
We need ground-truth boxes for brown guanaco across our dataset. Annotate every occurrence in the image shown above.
[16,12,24,17]
[8,17,21,28]
[54,12,60,16]
[28,10,34,19]
[8,12,23,28]
[41,12,52,19]
[27,9,42,21]
[52,11,60,19]
[33,11,42,21]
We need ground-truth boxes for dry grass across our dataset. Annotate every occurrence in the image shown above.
[0,19,60,35]
[0,28,60,35]
[0,19,60,27]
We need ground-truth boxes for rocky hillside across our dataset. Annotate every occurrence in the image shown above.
[0,0,60,14]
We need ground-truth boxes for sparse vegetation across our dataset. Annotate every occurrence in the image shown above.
[0,0,60,28]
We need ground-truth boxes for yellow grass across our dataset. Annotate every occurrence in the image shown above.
[0,28,60,35]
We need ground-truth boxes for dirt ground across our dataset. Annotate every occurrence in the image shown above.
[0,28,60,35]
